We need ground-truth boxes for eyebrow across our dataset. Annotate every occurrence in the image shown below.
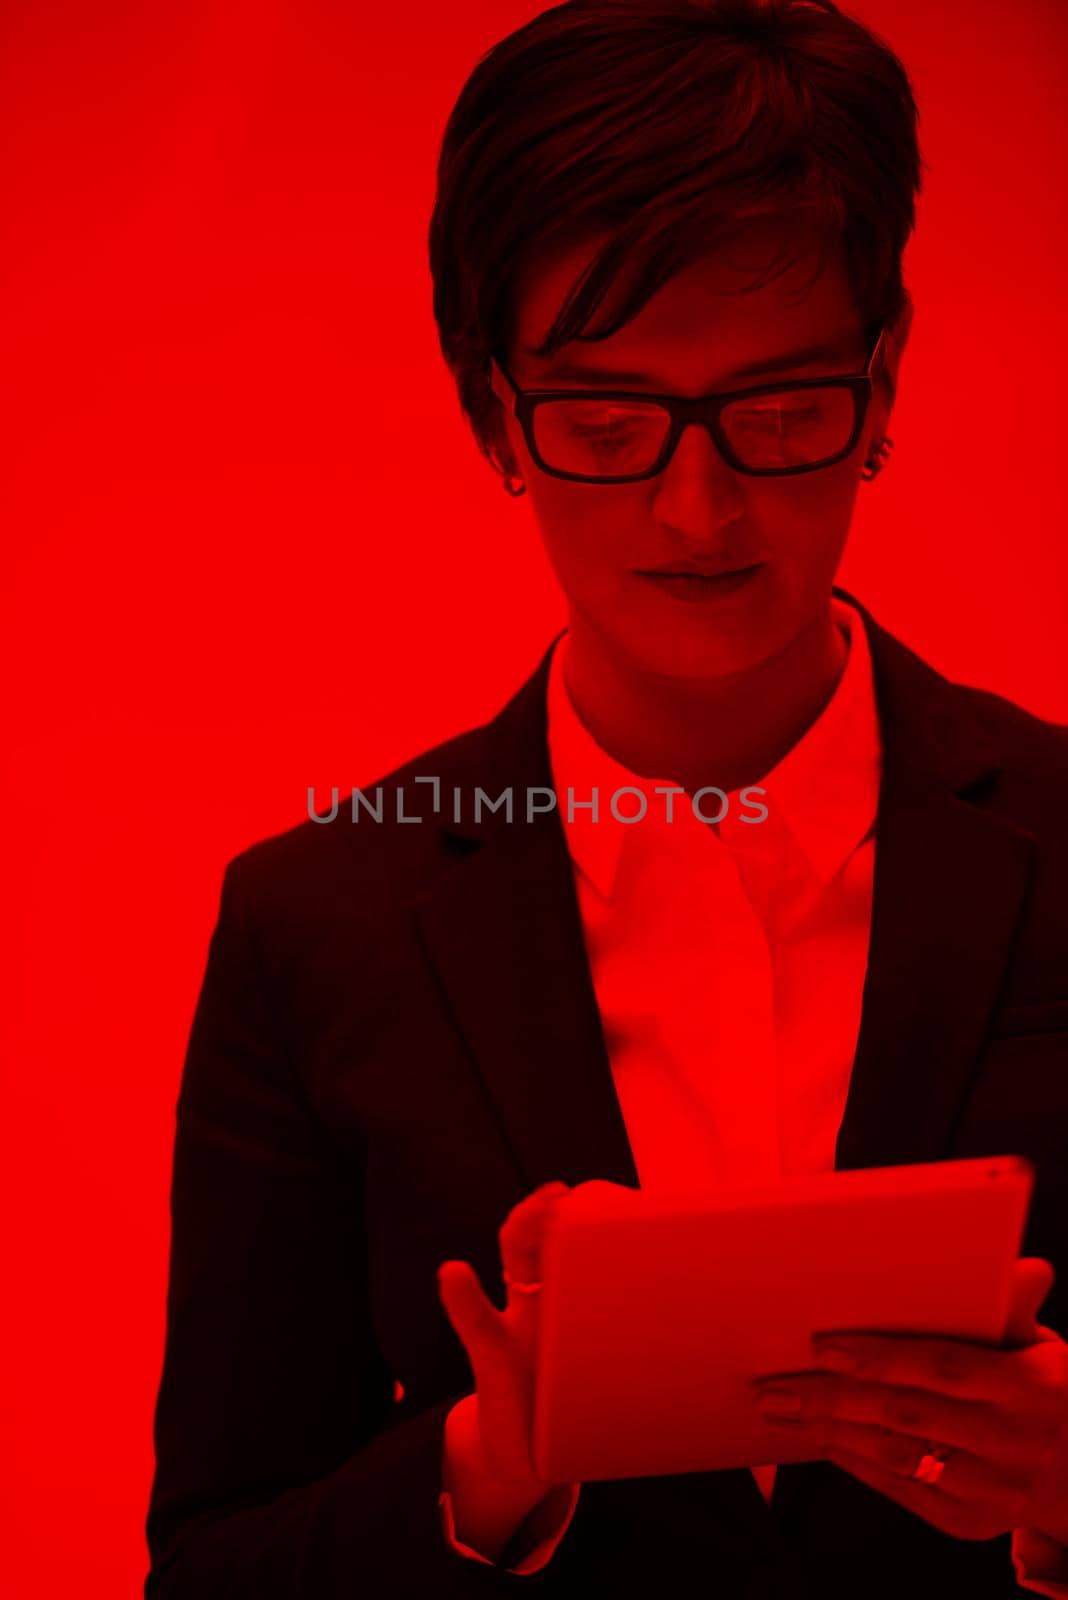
[519,335,866,388]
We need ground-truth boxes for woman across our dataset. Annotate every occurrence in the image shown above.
[146,3,1068,1595]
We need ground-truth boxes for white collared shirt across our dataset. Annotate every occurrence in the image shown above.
[546,594,880,1199]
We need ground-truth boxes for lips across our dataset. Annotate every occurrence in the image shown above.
[637,561,763,579]
[634,563,766,604]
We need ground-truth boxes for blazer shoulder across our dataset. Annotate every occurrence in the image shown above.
[959,679,1068,780]
[218,717,495,921]
[950,678,1068,846]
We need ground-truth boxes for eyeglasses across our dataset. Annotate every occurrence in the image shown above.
[488,325,888,483]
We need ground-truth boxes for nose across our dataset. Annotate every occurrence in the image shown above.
[650,420,747,537]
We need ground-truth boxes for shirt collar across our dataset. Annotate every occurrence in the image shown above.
[546,594,883,899]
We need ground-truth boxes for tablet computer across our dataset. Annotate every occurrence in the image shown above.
[532,1155,1034,1483]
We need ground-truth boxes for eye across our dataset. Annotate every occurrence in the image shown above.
[568,422,644,444]
[730,402,823,429]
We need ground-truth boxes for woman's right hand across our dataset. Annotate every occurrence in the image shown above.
[436,1179,573,1492]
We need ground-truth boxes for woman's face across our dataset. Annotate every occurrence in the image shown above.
[492,218,902,683]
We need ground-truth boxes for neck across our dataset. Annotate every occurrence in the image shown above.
[561,601,849,796]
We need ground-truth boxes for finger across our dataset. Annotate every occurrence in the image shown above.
[1003,1258,1057,1347]
[437,1259,506,1362]
[498,1181,571,1291]
[811,1331,1012,1403]
[754,1374,1034,1468]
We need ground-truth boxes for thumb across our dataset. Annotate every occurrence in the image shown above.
[1003,1257,1057,1346]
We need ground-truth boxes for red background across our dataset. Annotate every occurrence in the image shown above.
[4,2,1066,1594]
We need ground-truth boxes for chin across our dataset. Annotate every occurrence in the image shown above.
[610,617,776,683]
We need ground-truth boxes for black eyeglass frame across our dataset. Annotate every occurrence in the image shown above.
[488,323,889,483]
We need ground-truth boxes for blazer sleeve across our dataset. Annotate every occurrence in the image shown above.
[145,856,531,1598]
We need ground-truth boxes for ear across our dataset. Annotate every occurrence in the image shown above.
[481,387,523,482]
[483,428,522,484]
[876,294,915,413]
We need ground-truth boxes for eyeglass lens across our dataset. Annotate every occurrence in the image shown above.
[531,386,857,476]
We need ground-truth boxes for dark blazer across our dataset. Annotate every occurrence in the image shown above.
[146,587,1068,1599]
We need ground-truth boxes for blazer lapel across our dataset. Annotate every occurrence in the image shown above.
[830,588,1037,1174]
[410,636,641,1195]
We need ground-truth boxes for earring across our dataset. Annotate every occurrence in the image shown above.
[861,434,894,481]
[503,472,527,497]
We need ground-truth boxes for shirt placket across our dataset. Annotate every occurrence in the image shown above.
[604,809,781,1193]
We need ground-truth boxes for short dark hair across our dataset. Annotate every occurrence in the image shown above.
[428,0,924,481]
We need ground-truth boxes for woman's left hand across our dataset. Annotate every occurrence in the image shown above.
[751,1258,1068,1546]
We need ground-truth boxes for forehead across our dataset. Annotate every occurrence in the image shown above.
[509,214,865,386]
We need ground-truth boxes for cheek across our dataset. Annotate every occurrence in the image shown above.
[526,480,642,590]
[758,469,862,572]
